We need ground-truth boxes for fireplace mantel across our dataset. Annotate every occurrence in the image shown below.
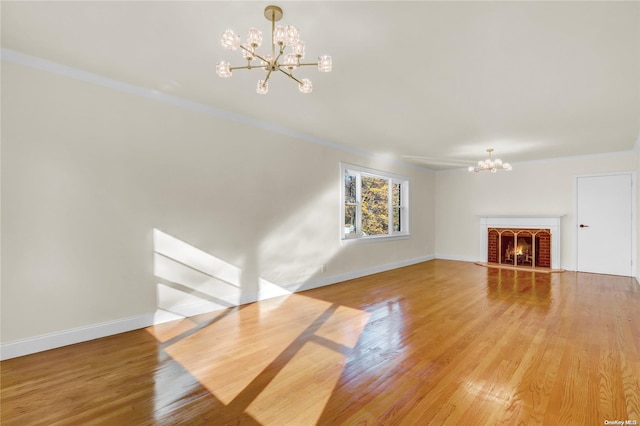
[479,215,563,269]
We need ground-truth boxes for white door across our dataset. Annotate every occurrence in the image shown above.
[576,173,633,276]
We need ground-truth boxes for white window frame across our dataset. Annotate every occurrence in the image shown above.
[340,163,410,242]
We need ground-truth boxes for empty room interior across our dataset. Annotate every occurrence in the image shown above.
[1,1,639,425]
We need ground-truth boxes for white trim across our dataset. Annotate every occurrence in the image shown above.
[573,171,637,276]
[479,215,563,269]
[340,234,411,245]
[285,255,434,293]
[1,48,431,173]
[435,254,480,263]
[0,314,154,361]
[341,163,409,182]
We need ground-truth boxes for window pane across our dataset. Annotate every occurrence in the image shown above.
[344,173,357,204]
[393,207,401,232]
[344,205,356,236]
[392,183,401,207]
[361,176,388,236]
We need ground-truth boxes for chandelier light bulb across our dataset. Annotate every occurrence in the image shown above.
[257,80,268,94]
[273,26,286,45]
[292,40,305,58]
[284,54,298,69]
[216,61,232,78]
[284,25,300,46]
[221,29,240,50]
[217,5,332,94]
[318,55,332,72]
[246,28,263,48]
[242,48,255,61]
[299,78,313,93]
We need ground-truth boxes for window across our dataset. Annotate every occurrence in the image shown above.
[341,164,409,241]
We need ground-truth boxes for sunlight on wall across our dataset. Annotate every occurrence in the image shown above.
[258,185,342,290]
[153,229,290,323]
[154,229,242,286]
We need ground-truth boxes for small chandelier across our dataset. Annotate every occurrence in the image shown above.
[468,148,512,173]
[216,5,332,94]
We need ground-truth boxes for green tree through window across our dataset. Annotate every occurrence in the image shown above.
[362,176,388,236]
[341,164,409,240]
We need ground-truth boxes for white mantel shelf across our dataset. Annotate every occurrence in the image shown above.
[479,215,563,270]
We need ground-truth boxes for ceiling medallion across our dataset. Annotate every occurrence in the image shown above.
[216,5,332,94]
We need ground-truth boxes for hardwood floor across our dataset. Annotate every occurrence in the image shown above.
[2,260,639,425]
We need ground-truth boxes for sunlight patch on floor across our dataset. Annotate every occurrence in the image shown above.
[163,294,333,405]
[145,317,198,343]
[314,305,371,348]
[246,341,346,425]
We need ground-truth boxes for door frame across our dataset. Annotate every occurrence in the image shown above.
[573,171,636,276]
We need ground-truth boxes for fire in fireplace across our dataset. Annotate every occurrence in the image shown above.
[488,228,551,268]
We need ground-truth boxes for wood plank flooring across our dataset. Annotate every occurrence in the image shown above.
[2,260,639,425]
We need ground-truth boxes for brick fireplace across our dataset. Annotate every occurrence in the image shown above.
[479,216,562,270]
[487,228,551,267]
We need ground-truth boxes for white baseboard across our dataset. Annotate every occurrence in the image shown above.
[435,254,479,263]
[284,255,435,293]
[0,313,154,361]
[0,256,436,360]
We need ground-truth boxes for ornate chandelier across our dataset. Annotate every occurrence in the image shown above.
[468,148,512,173]
[216,5,332,94]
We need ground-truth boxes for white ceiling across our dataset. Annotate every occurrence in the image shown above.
[2,1,639,170]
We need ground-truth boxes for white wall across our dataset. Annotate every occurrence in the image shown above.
[637,146,640,283]
[1,61,435,352]
[435,152,637,270]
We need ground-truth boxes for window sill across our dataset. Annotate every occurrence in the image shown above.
[340,234,410,245]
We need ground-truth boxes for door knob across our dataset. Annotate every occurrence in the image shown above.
[579,224,590,228]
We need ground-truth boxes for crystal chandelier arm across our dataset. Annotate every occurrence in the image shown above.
[263,67,275,86]
[229,65,267,71]
[277,67,304,85]
[250,51,270,64]
[273,50,284,65]
[297,62,319,67]
[239,44,256,58]
[235,45,271,71]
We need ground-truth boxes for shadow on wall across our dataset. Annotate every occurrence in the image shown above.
[152,184,346,324]
[153,229,292,324]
